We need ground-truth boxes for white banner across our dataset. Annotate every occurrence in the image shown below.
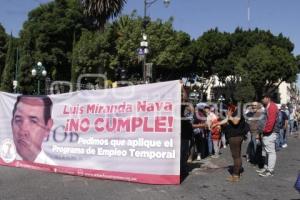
[0,80,181,184]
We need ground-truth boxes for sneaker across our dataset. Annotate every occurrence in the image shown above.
[259,170,274,177]
[282,144,288,148]
[256,168,266,173]
[223,145,227,149]
[196,155,201,161]
[211,155,219,159]
[246,154,250,162]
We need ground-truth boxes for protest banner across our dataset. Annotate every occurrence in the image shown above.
[0,80,181,184]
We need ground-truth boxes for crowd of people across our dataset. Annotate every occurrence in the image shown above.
[181,90,300,182]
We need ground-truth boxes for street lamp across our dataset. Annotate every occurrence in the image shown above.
[31,61,47,95]
[13,48,19,93]
[218,95,225,102]
[141,0,171,83]
[140,33,149,83]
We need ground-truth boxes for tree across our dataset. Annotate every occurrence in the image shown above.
[0,23,7,77]
[296,55,300,71]
[71,13,194,83]
[113,14,193,81]
[237,44,297,100]
[18,52,34,94]
[0,34,15,92]
[193,28,299,101]
[80,0,127,29]
[150,23,193,80]
[18,0,95,92]
[71,27,116,88]
[194,28,231,79]
[233,74,256,102]
[212,28,297,83]
[15,2,299,96]
[112,14,143,80]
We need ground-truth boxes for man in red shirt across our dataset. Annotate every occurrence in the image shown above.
[257,93,278,177]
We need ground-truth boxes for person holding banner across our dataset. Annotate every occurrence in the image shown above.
[11,95,55,165]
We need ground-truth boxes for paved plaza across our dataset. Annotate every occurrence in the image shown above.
[1,133,300,200]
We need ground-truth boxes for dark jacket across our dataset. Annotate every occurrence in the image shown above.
[181,105,193,140]
[273,110,288,133]
[224,109,248,139]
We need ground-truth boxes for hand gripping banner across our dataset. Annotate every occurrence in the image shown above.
[0,80,181,184]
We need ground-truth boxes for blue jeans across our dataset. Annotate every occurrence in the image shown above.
[275,129,287,151]
[276,130,282,150]
[247,133,258,162]
[251,134,257,154]
[289,119,295,133]
[282,128,287,145]
[207,131,213,155]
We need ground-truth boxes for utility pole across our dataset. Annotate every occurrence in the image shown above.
[13,48,19,93]
[140,0,171,83]
[247,0,251,29]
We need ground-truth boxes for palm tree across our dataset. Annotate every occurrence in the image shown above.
[80,0,127,29]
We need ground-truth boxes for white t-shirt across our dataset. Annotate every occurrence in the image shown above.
[206,112,218,130]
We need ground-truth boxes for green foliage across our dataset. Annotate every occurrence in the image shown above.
[0,34,15,92]
[0,23,7,77]
[233,75,256,102]
[19,0,94,86]
[2,0,298,97]
[18,52,34,94]
[113,14,143,78]
[71,13,194,83]
[194,28,231,78]
[296,55,300,70]
[149,23,193,79]
[71,27,115,85]
[113,15,193,80]
[236,44,297,99]
[80,0,127,29]
[193,28,298,100]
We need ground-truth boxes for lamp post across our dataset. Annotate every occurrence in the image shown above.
[13,48,19,93]
[31,61,47,95]
[218,95,225,102]
[140,33,149,83]
[140,0,171,83]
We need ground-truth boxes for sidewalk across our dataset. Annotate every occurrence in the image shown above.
[180,132,300,199]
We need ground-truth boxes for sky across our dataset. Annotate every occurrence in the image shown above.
[1,0,299,55]
[122,0,300,56]
[0,0,299,82]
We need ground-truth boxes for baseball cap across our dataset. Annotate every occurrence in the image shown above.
[196,103,208,110]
